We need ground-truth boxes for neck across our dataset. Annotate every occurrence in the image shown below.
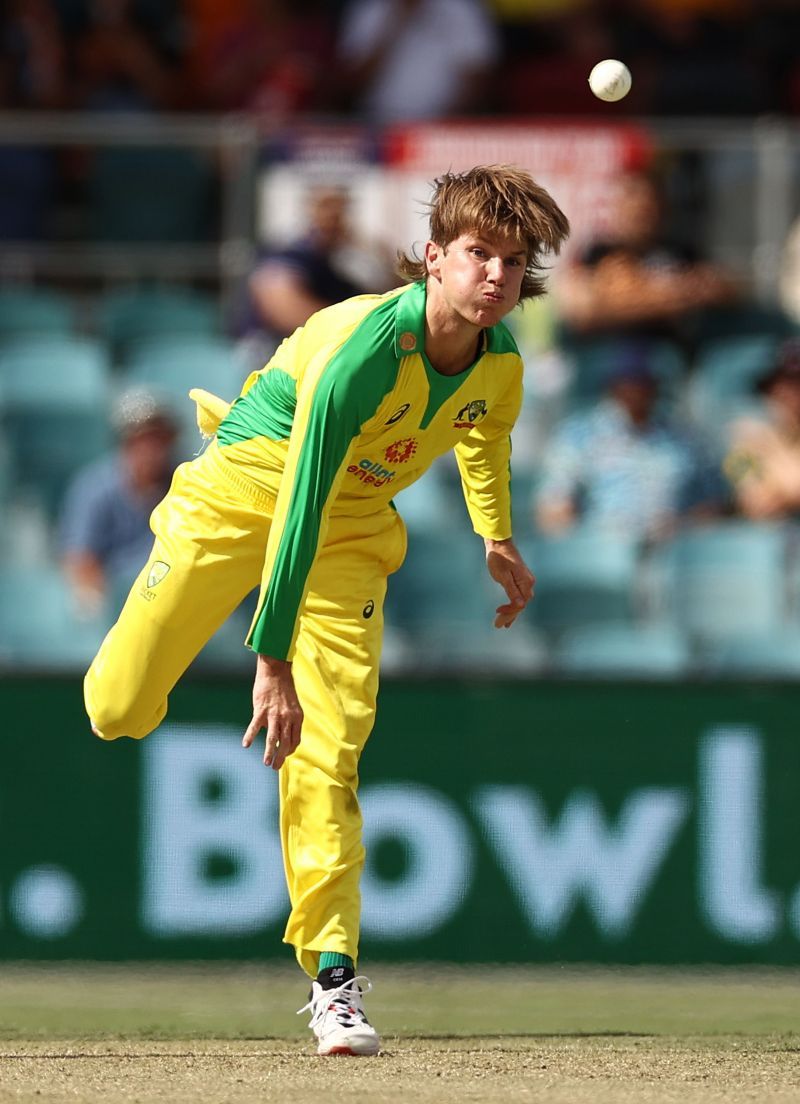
[424,296,484,376]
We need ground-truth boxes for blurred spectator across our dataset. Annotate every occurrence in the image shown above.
[495,4,629,116]
[556,170,739,355]
[643,3,767,116]
[336,0,499,124]
[73,0,185,112]
[778,213,800,327]
[235,184,395,369]
[724,338,800,521]
[0,0,66,238]
[59,386,179,617]
[534,348,725,542]
[183,0,333,116]
[0,0,67,109]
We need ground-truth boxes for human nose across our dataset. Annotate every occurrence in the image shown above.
[485,257,505,284]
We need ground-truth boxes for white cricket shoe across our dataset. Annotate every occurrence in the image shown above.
[297,975,380,1056]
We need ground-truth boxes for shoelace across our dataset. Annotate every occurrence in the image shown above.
[297,975,374,1030]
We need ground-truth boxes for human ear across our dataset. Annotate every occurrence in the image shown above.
[424,240,443,277]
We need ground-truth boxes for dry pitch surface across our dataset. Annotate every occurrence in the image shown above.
[1,964,799,1103]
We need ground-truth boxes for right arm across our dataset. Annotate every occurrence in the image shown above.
[240,306,399,765]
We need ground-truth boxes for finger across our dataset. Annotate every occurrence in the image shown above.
[501,571,528,607]
[271,711,304,770]
[263,722,282,767]
[242,719,262,749]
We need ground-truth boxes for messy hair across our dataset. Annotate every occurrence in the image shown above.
[396,164,570,301]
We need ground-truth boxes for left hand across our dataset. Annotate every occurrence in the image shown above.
[484,537,535,628]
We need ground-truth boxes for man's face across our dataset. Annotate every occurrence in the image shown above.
[769,375,800,421]
[425,229,527,328]
[122,423,176,486]
[611,377,658,423]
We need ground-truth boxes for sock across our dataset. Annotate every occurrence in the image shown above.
[316,952,355,990]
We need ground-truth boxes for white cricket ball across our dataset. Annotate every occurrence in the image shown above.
[588,59,632,103]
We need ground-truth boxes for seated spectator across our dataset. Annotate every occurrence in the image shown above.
[534,349,725,543]
[73,0,185,112]
[235,184,394,370]
[335,0,499,124]
[724,338,800,521]
[59,387,179,617]
[556,170,739,355]
[183,0,334,116]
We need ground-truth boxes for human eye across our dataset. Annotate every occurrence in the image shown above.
[469,246,486,259]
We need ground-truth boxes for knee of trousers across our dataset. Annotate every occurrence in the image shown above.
[84,667,166,742]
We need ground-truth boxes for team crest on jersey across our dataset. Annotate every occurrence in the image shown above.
[385,403,410,426]
[384,437,417,464]
[140,559,170,601]
[453,399,488,428]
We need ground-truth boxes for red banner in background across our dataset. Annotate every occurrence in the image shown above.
[383,120,654,257]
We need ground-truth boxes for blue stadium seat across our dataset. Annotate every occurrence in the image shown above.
[704,631,800,676]
[0,337,112,513]
[653,522,788,643]
[400,619,548,675]
[121,336,246,452]
[385,528,488,635]
[0,289,74,341]
[0,563,109,669]
[122,336,244,405]
[556,623,691,677]
[89,147,214,243]
[687,335,781,433]
[518,529,639,633]
[100,287,220,356]
[563,339,687,411]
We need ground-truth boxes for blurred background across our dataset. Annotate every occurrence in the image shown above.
[4,0,800,974]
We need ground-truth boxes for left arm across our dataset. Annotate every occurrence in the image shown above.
[453,362,533,626]
[453,363,523,541]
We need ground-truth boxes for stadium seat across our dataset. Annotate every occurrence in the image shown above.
[121,336,246,451]
[691,302,798,345]
[385,528,488,636]
[653,522,788,644]
[400,619,548,675]
[687,334,781,433]
[122,336,244,405]
[89,147,215,243]
[518,529,640,633]
[0,288,74,341]
[561,338,687,411]
[0,337,112,513]
[555,623,691,677]
[704,631,800,676]
[100,287,220,357]
[0,563,109,669]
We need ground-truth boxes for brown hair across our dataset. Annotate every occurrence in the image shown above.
[396,164,570,301]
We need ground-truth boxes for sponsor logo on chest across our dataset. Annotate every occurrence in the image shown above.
[347,437,419,489]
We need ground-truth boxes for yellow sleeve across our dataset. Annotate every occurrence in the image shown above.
[454,364,523,541]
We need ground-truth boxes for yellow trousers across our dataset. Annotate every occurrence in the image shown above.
[84,440,407,976]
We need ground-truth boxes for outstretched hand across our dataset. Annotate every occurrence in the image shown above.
[485,537,535,628]
[242,654,304,770]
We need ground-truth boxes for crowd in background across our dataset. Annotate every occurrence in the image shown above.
[2,0,800,121]
[5,0,800,673]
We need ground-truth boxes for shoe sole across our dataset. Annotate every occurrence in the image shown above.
[318,1043,380,1057]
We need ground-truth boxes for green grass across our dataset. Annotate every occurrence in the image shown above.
[2,963,800,1040]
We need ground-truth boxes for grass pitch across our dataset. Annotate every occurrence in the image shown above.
[1,964,799,1103]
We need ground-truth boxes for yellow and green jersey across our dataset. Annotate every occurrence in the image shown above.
[216,280,523,659]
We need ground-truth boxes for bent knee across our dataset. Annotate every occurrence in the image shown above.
[86,692,165,742]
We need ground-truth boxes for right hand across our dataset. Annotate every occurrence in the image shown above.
[242,654,304,771]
